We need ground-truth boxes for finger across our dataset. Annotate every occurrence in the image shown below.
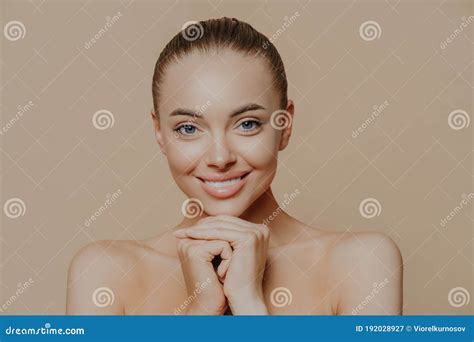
[176,217,267,235]
[174,222,268,241]
[175,227,248,243]
[216,240,232,279]
[196,240,232,280]
[219,241,232,260]
[198,240,232,259]
[176,238,204,250]
[173,222,249,238]
[176,238,205,262]
[199,217,268,235]
[217,258,230,280]
[211,219,268,236]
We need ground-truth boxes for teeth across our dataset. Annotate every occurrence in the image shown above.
[205,177,242,188]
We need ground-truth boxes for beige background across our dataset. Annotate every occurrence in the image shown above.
[0,0,472,315]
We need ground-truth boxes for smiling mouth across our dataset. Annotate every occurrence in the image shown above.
[196,171,251,199]
[203,172,249,187]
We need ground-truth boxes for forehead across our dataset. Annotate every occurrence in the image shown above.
[159,48,278,113]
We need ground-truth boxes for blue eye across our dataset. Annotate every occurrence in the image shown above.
[238,120,261,132]
[175,124,198,136]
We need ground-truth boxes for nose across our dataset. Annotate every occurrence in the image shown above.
[205,135,236,170]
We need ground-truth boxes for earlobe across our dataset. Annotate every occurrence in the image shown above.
[278,100,295,151]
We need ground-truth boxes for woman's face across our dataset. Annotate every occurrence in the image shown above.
[153,48,294,217]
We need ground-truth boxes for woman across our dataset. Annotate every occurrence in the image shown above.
[66,17,403,315]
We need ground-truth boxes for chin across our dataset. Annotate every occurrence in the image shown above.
[176,171,271,218]
[201,199,249,217]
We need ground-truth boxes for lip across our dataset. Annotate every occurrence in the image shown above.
[197,170,251,182]
[196,171,251,199]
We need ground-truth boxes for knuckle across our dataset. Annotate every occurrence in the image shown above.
[260,224,270,237]
[187,244,199,254]
[213,239,224,247]
[247,232,259,244]
[177,240,188,251]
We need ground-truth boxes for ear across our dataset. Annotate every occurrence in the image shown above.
[278,99,295,151]
[151,110,167,155]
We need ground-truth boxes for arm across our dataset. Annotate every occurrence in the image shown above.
[332,232,403,315]
[66,241,125,315]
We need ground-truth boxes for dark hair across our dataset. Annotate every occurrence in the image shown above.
[152,17,288,115]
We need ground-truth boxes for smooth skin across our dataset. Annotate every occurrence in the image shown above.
[66,49,403,315]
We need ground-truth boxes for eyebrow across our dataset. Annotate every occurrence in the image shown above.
[169,103,266,118]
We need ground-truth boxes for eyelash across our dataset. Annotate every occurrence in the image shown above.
[174,124,198,136]
[238,119,262,132]
[173,119,262,137]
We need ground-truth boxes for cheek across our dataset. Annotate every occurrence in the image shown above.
[234,132,280,170]
[165,129,280,175]
[165,138,208,175]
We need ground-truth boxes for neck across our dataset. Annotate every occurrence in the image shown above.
[239,188,288,226]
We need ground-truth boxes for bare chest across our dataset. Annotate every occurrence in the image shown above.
[123,253,335,315]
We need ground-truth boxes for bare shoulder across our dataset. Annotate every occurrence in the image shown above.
[330,231,403,269]
[328,231,403,315]
[68,240,146,282]
[271,223,402,267]
[69,240,139,267]
[66,237,175,314]
[285,226,403,315]
[68,229,178,278]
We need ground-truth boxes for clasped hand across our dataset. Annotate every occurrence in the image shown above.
[174,215,270,315]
